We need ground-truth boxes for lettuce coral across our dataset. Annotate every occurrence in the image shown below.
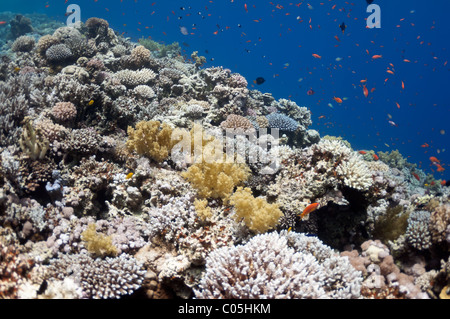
[229,187,282,233]
[126,120,175,162]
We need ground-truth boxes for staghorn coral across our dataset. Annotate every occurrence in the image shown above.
[115,68,156,87]
[229,187,282,233]
[405,211,432,250]
[11,35,35,53]
[219,114,255,132]
[46,252,145,299]
[45,44,73,64]
[195,231,362,299]
[265,113,299,132]
[51,101,77,122]
[429,204,450,244]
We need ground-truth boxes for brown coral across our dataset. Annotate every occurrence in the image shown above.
[429,204,450,243]
[220,114,255,133]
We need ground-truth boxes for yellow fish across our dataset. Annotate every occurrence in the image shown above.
[88,100,94,106]
[126,172,134,179]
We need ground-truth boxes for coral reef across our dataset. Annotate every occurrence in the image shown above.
[0,13,447,300]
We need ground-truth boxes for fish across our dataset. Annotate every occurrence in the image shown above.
[436,164,445,172]
[88,100,94,106]
[388,120,398,127]
[307,89,315,95]
[312,53,322,59]
[333,96,343,104]
[254,77,265,85]
[372,55,383,59]
[363,85,369,97]
[429,156,440,163]
[366,0,374,4]
[421,143,430,148]
[412,172,420,181]
[0,21,7,25]
[372,154,379,161]
[339,22,346,33]
[126,172,134,179]
[359,150,367,155]
[299,203,320,219]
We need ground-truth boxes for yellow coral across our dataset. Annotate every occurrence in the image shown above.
[182,159,250,202]
[194,198,212,221]
[230,187,283,233]
[81,224,118,258]
[126,120,175,162]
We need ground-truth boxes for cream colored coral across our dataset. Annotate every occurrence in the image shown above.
[194,199,212,221]
[230,187,282,233]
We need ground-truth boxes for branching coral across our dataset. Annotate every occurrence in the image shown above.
[229,187,282,233]
[195,231,362,299]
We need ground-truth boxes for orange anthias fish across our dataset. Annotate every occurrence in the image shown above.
[333,96,343,104]
[363,85,369,98]
[359,150,367,155]
[429,156,440,163]
[373,154,379,161]
[299,203,320,219]
[412,172,420,181]
[372,55,383,59]
[312,53,322,59]
[421,143,430,148]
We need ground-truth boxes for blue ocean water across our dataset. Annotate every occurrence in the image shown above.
[2,0,449,179]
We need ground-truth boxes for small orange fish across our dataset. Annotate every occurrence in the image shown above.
[244,3,248,12]
[401,81,405,89]
[299,203,320,219]
[333,96,343,104]
[312,53,322,59]
[372,154,379,161]
[372,55,383,59]
[359,150,367,155]
[0,21,7,25]
[363,85,369,98]
[421,143,430,148]
[436,164,445,172]
[429,156,440,163]
[441,180,447,186]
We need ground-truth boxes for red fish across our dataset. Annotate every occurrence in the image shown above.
[359,151,367,155]
[441,180,447,186]
[299,203,320,219]
[312,53,322,59]
[372,154,379,161]
[372,55,383,59]
[421,143,430,148]
[0,21,7,25]
[412,172,420,181]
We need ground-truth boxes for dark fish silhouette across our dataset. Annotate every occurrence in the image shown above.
[339,22,346,33]
[254,77,265,85]
[366,0,374,4]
